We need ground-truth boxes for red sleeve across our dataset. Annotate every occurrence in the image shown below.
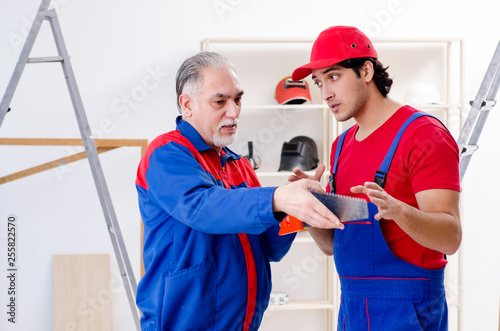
[402,118,461,194]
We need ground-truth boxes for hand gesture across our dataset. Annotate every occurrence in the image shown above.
[350,182,403,221]
[288,164,326,183]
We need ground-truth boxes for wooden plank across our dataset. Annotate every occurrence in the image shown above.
[0,147,116,184]
[53,254,111,331]
[0,138,149,185]
[1,137,148,280]
[0,138,145,147]
[140,139,148,277]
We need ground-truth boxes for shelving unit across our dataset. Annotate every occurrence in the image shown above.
[267,300,335,311]
[201,37,463,331]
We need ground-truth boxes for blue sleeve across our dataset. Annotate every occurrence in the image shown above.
[261,223,296,262]
[146,141,281,235]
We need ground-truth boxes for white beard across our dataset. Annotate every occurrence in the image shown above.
[212,119,238,148]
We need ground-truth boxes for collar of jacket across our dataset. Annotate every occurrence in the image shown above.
[175,116,242,162]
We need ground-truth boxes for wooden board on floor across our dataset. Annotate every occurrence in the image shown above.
[53,254,110,331]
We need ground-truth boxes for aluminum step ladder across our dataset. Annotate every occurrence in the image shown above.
[457,41,500,182]
[0,0,140,329]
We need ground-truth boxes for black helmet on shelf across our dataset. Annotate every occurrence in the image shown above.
[278,136,319,172]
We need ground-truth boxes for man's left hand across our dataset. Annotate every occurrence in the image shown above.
[350,182,404,221]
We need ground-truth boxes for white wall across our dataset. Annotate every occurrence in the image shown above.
[0,0,499,330]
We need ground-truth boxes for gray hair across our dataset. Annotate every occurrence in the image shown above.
[175,51,236,113]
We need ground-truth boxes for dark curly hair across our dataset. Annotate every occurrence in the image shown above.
[337,58,393,97]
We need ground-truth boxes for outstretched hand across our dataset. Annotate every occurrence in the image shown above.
[273,176,343,230]
[288,164,325,183]
[350,182,404,221]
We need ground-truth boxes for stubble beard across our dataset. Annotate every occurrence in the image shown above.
[334,80,369,122]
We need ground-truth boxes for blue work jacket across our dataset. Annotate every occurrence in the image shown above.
[135,116,295,330]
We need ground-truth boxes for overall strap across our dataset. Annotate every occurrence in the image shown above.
[329,128,350,193]
[374,112,441,188]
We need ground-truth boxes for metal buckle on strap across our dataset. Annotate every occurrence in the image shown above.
[374,171,387,188]
[329,174,336,193]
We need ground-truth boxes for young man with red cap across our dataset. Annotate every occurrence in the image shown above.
[290,26,461,330]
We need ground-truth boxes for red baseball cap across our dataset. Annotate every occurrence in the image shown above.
[292,26,378,81]
[275,76,312,105]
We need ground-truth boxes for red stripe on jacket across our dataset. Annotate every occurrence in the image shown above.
[136,129,258,329]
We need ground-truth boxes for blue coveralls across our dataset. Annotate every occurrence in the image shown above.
[331,113,448,331]
[135,117,295,330]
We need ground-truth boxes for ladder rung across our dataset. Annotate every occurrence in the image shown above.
[27,56,64,63]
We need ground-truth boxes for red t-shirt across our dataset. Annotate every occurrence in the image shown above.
[328,106,460,269]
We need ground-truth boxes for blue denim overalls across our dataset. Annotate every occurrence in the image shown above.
[330,112,448,331]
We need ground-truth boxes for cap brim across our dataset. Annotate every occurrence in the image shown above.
[280,97,311,105]
[292,57,348,81]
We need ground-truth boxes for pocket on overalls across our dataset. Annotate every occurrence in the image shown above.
[366,297,425,331]
[333,222,375,277]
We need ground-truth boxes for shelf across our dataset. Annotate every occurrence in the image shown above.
[256,170,331,177]
[242,103,460,110]
[293,230,314,243]
[267,299,335,311]
[255,171,330,188]
[201,37,462,47]
[408,103,462,110]
[242,104,328,111]
[201,38,315,49]
[255,170,313,177]
[241,103,459,115]
[202,36,463,331]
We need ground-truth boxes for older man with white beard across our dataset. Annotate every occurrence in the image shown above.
[135,51,343,331]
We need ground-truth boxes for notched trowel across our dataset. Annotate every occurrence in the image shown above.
[279,190,369,235]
